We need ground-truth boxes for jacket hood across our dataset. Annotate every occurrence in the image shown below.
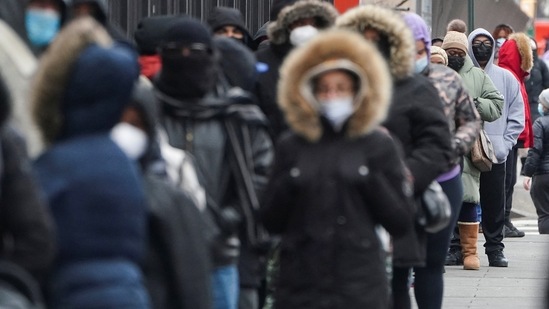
[336,5,415,80]
[498,32,534,80]
[214,36,257,92]
[67,0,108,23]
[32,17,139,145]
[207,7,249,35]
[278,29,392,142]
[134,15,178,55]
[268,0,338,45]
[468,28,496,71]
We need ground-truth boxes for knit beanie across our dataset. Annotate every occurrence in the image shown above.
[161,17,213,48]
[441,31,468,54]
[430,46,448,65]
[539,88,549,108]
[403,12,431,56]
[134,15,178,55]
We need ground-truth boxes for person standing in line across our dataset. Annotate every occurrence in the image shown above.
[154,17,274,309]
[31,17,149,308]
[441,24,504,270]
[255,0,339,139]
[261,28,416,309]
[207,7,255,50]
[523,89,549,234]
[468,29,527,242]
[404,12,481,309]
[336,6,453,309]
[497,33,534,240]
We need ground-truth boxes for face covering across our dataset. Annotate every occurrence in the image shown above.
[472,42,493,62]
[158,52,217,100]
[290,25,318,47]
[110,122,149,160]
[26,8,61,47]
[447,55,466,72]
[414,56,429,74]
[319,97,354,131]
[496,38,507,47]
[538,104,547,117]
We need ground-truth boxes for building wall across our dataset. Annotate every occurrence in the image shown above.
[106,0,334,39]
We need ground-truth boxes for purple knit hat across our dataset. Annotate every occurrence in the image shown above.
[403,12,431,57]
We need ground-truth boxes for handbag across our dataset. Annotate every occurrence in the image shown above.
[470,129,497,172]
[417,181,452,233]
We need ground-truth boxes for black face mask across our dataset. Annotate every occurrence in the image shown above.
[448,55,466,72]
[158,52,217,100]
[472,43,493,63]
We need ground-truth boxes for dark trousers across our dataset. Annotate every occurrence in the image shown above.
[480,162,506,253]
[531,174,549,234]
[414,173,463,309]
[504,147,519,225]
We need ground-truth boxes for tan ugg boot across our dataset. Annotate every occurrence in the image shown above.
[459,222,480,270]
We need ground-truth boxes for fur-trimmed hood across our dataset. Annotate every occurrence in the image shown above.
[335,5,415,80]
[278,29,392,142]
[31,17,138,146]
[498,32,534,80]
[268,0,338,45]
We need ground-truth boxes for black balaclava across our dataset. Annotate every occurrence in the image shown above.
[448,55,465,72]
[472,40,493,63]
[157,17,217,100]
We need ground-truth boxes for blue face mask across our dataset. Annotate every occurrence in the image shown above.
[414,56,429,74]
[26,9,61,47]
[538,104,546,117]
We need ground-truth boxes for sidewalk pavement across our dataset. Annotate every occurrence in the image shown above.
[411,233,549,309]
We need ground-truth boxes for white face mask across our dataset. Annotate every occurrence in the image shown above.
[319,97,354,131]
[110,122,148,160]
[290,25,319,47]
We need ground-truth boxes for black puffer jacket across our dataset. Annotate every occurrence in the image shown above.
[523,115,549,176]
[336,5,453,268]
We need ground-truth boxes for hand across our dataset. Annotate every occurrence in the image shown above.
[523,177,532,191]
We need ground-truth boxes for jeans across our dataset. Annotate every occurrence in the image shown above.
[212,265,239,309]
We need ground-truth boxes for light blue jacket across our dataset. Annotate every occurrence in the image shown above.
[468,28,525,163]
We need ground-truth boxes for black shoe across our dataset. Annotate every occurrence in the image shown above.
[504,224,525,238]
[445,247,463,266]
[487,250,508,267]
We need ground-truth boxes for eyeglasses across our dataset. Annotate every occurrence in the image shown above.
[472,40,493,48]
[161,43,212,57]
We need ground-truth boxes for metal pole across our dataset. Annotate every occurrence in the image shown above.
[468,0,474,32]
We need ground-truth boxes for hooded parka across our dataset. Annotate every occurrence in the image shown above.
[336,5,453,267]
[261,29,415,309]
[255,0,338,139]
[498,33,534,148]
[30,18,148,308]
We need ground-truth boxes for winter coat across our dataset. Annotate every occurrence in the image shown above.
[498,33,534,148]
[156,88,274,287]
[468,28,525,164]
[207,7,254,49]
[0,126,55,283]
[526,54,549,122]
[336,5,453,268]
[452,46,504,204]
[425,64,481,166]
[261,29,415,309]
[30,18,148,308]
[522,115,549,177]
[255,0,338,139]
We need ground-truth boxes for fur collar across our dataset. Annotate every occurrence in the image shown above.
[31,17,113,145]
[509,32,534,73]
[278,30,392,142]
[268,0,338,45]
[335,5,415,80]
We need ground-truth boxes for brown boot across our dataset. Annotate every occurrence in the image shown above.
[459,222,480,270]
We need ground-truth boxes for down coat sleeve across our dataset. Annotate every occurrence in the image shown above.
[475,72,504,122]
[453,84,481,157]
[522,119,544,177]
